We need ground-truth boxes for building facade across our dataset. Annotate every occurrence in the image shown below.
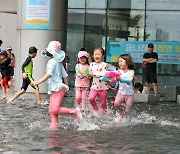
[0,0,179,92]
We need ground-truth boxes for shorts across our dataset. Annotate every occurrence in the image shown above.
[144,72,157,83]
[2,76,11,89]
[21,74,38,91]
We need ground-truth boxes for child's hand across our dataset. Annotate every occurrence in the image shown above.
[22,73,27,79]
[31,80,40,86]
[88,73,94,78]
[116,76,121,81]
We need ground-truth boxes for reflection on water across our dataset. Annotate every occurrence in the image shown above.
[0,94,180,154]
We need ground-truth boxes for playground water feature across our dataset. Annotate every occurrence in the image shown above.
[0,91,180,154]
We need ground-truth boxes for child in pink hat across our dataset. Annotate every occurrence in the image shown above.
[32,41,82,129]
[75,50,90,112]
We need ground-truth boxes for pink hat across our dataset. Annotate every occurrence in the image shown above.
[78,51,88,58]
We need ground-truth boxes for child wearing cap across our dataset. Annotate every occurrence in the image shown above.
[0,50,12,99]
[31,41,82,129]
[75,50,90,112]
[8,46,41,104]
[7,46,15,87]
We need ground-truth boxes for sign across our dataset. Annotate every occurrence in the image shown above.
[25,0,50,29]
[106,41,180,64]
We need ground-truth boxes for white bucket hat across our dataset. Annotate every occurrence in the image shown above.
[42,41,65,62]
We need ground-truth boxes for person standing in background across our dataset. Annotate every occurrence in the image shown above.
[0,40,3,51]
[143,43,158,95]
[7,46,15,87]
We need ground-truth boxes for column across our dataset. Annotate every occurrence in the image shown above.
[16,0,68,93]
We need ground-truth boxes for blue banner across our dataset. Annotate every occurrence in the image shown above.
[106,41,180,64]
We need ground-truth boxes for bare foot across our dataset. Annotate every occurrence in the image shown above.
[76,107,82,123]
[7,97,14,104]
[115,115,123,123]
[37,101,42,105]
[1,96,6,99]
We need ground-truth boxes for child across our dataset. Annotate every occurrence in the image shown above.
[114,54,135,123]
[88,47,109,116]
[8,46,41,104]
[0,50,12,99]
[31,41,82,129]
[7,46,15,87]
[75,50,90,112]
[134,82,143,93]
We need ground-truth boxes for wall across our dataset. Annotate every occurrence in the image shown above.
[0,0,17,51]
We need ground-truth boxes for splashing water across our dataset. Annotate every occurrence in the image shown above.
[0,96,180,153]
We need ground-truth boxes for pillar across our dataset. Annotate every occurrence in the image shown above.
[16,0,68,93]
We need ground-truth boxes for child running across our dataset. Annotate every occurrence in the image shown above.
[114,54,135,123]
[31,41,82,129]
[88,47,109,117]
[75,50,90,112]
[0,50,12,99]
[8,46,41,104]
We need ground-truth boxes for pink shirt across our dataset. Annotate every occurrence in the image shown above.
[75,64,90,88]
[89,62,109,90]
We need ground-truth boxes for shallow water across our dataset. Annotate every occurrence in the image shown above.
[0,92,180,154]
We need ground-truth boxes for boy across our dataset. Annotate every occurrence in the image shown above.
[0,50,11,99]
[8,46,41,104]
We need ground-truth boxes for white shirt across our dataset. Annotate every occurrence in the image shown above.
[118,69,134,95]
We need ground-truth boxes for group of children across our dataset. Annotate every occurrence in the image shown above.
[0,41,138,129]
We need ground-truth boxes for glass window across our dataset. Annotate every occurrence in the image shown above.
[68,0,85,8]
[107,9,145,41]
[108,0,131,9]
[146,0,180,11]
[146,11,180,42]
[67,9,85,71]
[85,9,106,56]
[87,0,106,9]
[131,0,145,10]
[129,10,145,41]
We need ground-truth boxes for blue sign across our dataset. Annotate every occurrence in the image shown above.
[106,41,180,64]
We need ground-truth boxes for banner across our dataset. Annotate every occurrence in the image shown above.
[106,41,180,64]
[25,0,50,29]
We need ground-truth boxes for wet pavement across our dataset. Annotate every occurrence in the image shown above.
[0,89,180,154]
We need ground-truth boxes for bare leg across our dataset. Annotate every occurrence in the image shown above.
[35,88,41,104]
[1,86,6,99]
[152,83,158,95]
[6,88,10,96]
[145,82,150,94]
[8,89,25,103]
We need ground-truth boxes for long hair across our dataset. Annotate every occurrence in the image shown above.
[119,54,135,70]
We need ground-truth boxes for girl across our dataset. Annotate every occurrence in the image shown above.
[31,41,82,129]
[75,50,90,112]
[88,47,109,117]
[114,54,135,123]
